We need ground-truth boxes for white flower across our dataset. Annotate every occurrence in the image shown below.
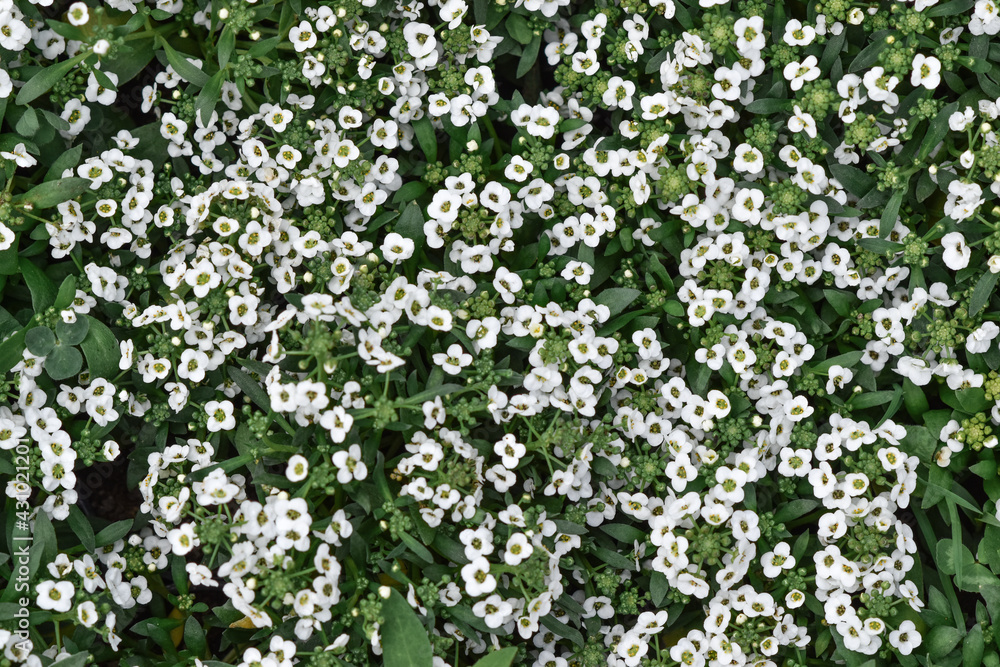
[471,594,512,629]
[889,620,922,655]
[60,98,92,137]
[941,231,970,270]
[167,523,198,556]
[493,434,525,469]
[286,454,310,482]
[85,71,119,106]
[37,580,75,612]
[381,232,415,262]
[783,55,820,91]
[911,53,942,89]
[503,533,533,566]
[732,143,763,173]
[1,142,35,168]
[205,400,236,432]
[734,16,765,51]
[949,106,975,131]
[826,364,854,393]
[432,343,473,375]
[460,556,496,596]
[67,1,89,25]
[331,444,367,483]
[788,106,817,138]
[289,20,317,52]
[616,632,649,667]
[783,19,816,46]
[761,542,796,578]
[603,76,636,110]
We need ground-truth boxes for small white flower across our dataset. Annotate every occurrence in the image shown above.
[381,232,415,262]
[911,53,942,89]
[67,1,90,25]
[783,55,820,91]
[205,400,236,432]
[37,580,75,612]
[941,231,970,270]
[331,444,367,483]
[289,20,317,52]
[286,454,309,482]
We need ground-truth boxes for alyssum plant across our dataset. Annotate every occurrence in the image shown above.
[2,0,1000,665]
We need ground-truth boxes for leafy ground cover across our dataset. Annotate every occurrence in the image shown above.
[2,0,1000,666]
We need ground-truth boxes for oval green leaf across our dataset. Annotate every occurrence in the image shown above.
[381,588,433,667]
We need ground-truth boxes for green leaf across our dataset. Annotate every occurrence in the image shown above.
[395,202,425,252]
[858,238,900,254]
[593,287,641,317]
[80,317,120,379]
[228,366,270,411]
[24,326,55,356]
[819,29,846,71]
[516,34,541,78]
[879,190,903,239]
[381,589,433,667]
[927,0,974,15]
[540,614,585,648]
[218,26,236,69]
[590,545,636,570]
[774,499,819,524]
[54,274,78,310]
[823,289,857,317]
[0,328,25,376]
[855,186,890,210]
[398,530,435,564]
[687,357,711,395]
[95,518,134,547]
[916,169,936,201]
[196,69,226,126]
[600,523,647,543]
[903,379,931,421]
[919,101,959,161]
[56,317,90,346]
[645,48,668,74]
[35,511,57,564]
[851,390,895,410]
[45,144,82,181]
[966,624,986,667]
[247,36,280,58]
[650,571,669,606]
[160,41,210,86]
[412,115,437,162]
[474,0,489,23]
[46,343,83,380]
[16,52,89,105]
[810,350,864,374]
[15,107,39,137]
[471,647,518,667]
[102,41,156,86]
[829,164,874,198]
[184,615,208,656]
[745,98,788,114]
[19,257,57,310]
[506,13,532,45]
[970,271,999,317]
[849,35,891,73]
[927,625,965,660]
[14,177,91,209]
[50,654,89,667]
[67,505,96,552]
[392,180,427,205]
